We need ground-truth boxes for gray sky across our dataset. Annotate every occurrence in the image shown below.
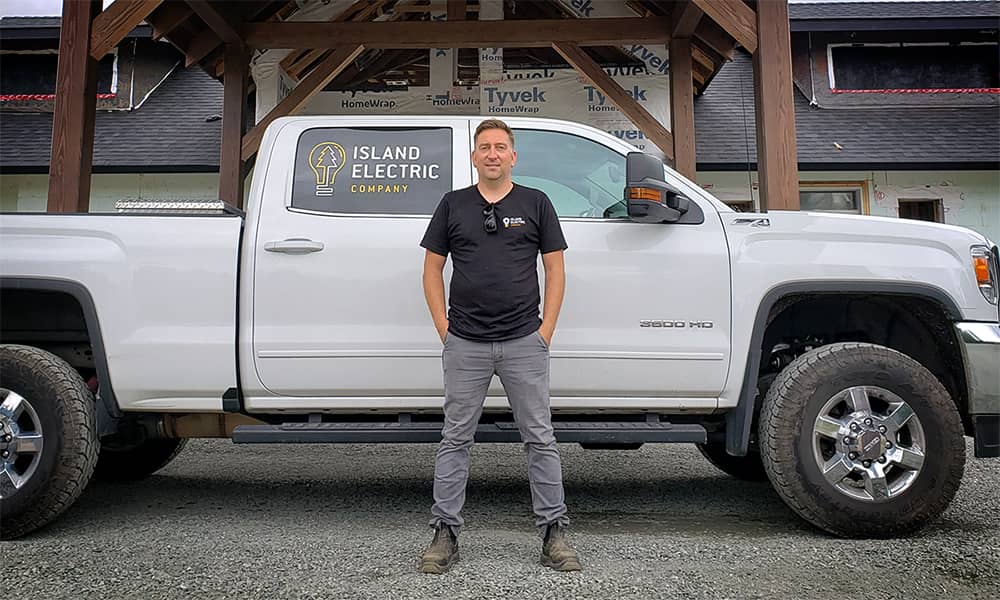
[0,0,113,19]
[0,0,974,19]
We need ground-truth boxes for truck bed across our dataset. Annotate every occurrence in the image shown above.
[0,211,242,412]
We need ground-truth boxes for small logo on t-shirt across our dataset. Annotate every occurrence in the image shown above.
[502,216,525,228]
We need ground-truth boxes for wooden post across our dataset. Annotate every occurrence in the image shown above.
[752,0,799,211]
[669,38,696,179]
[48,0,101,213]
[220,43,249,208]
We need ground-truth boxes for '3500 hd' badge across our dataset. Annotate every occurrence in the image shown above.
[639,320,714,328]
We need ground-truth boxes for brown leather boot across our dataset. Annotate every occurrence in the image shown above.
[419,524,459,574]
[541,523,582,571]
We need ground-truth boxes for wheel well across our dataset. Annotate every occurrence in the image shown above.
[0,288,94,370]
[760,294,970,434]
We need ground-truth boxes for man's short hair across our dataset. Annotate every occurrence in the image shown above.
[474,118,514,147]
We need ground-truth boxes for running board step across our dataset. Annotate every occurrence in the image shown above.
[231,421,706,444]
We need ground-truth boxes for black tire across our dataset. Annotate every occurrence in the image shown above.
[0,344,99,540]
[697,374,774,482]
[759,342,965,538]
[697,442,769,481]
[93,437,187,481]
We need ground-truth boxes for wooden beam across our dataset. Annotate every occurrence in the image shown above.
[89,0,162,59]
[692,0,756,54]
[242,45,365,161]
[447,0,467,20]
[186,0,241,44]
[285,49,327,80]
[694,18,736,60]
[243,17,672,49]
[148,2,193,41]
[220,44,249,208]
[394,3,479,14]
[691,42,717,72]
[49,0,101,213]
[184,28,222,67]
[671,1,703,38]
[669,37,696,178]
[279,0,391,80]
[552,42,674,161]
[752,0,798,211]
[692,68,706,87]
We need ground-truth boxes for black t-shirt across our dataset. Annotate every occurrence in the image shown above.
[420,183,568,342]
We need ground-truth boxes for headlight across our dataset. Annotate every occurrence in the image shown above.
[971,245,998,304]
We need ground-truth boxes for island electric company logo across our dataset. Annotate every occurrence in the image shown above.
[308,142,347,197]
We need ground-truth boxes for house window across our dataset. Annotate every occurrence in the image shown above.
[898,199,943,223]
[799,182,867,214]
[828,43,999,92]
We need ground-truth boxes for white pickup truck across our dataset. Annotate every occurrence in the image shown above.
[1,116,998,540]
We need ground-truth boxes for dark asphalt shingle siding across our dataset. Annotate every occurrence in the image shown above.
[695,53,1000,166]
[1,66,222,169]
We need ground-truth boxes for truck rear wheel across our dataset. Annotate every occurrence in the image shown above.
[93,437,187,481]
[760,342,965,538]
[0,344,99,540]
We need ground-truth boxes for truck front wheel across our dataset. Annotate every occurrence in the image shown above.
[760,342,965,538]
[0,344,99,539]
[94,437,187,481]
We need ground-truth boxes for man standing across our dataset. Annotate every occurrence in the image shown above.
[418,118,580,573]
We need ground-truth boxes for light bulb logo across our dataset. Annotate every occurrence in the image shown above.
[307,142,347,193]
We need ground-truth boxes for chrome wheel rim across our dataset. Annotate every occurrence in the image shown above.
[812,385,926,502]
[0,388,45,497]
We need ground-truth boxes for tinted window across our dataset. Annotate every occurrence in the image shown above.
[832,44,999,91]
[0,54,116,95]
[292,127,452,214]
[512,129,627,219]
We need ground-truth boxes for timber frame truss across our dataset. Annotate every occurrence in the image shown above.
[47,0,799,212]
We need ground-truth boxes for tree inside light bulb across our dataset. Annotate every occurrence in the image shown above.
[308,142,347,187]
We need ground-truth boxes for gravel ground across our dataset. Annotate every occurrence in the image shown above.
[2,439,998,599]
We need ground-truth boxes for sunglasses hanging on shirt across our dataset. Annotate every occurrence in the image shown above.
[483,203,498,234]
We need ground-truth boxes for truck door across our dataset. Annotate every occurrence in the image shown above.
[506,123,732,404]
[247,118,471,401]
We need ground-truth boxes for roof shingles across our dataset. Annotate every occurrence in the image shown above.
[695,53,1000,167]
[1,66,222,169]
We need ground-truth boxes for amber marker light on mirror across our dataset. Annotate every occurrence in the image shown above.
[628,187,663,202]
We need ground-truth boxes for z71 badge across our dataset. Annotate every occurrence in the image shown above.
[640,320,714,328]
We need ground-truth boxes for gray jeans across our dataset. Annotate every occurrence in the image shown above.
[430,330,569,536]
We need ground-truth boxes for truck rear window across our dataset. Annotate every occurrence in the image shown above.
[291,127,453,215]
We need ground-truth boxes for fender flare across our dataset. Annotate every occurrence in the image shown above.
[0,277,121,434]
[724,280,962,456]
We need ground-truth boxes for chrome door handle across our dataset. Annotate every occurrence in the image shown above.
[263,238,325,254]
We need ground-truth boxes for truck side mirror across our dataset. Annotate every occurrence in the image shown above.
[624,152,690,224]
